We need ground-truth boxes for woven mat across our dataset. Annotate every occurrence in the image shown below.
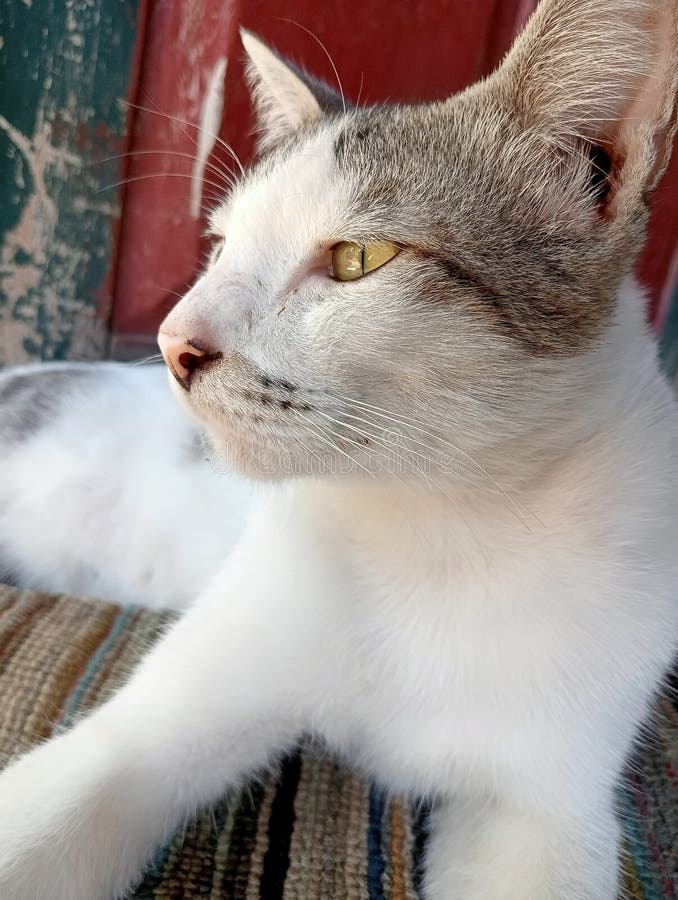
[0,587,675,899]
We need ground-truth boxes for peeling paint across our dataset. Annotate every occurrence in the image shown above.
[0,113,75,316]
[190,56,227,219]
[0,0,141,364]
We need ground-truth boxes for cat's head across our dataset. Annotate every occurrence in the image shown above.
[158,0,678,486]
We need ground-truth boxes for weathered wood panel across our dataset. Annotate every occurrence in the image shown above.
[644,154,678,327]
[659,287,678,386]
[0,0,143,364]
[110,0,238,351]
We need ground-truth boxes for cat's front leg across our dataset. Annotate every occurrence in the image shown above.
[423,793,620,900]
[0,535,328,900]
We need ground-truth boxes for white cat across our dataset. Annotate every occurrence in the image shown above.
[0,1,677,898]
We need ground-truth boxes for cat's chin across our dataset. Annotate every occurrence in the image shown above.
[210,439,292,481]
[204,424,381,483]
[200,424,313,482]
[166,380,275,478]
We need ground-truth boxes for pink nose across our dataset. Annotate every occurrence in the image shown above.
[157,331,219,390]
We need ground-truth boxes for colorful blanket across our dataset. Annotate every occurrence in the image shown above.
[0,586,675,899]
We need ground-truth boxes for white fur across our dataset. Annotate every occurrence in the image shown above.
[0,284,676,899]
[0,363,251,609]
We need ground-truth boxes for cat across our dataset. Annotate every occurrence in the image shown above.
[1,0,678,898]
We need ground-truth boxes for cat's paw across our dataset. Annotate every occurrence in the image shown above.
[0,730,140,900]
[423,800,619,900]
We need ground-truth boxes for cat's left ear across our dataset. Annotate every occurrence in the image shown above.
[241,29,345,154]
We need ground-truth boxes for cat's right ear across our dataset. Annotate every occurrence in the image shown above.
[495,0,678,212]
[241,29,345,154]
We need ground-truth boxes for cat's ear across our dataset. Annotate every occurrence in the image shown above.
[497,0,678,206]
[241,29,345,154]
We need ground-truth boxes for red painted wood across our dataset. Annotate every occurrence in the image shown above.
[112,0,239,340]
[479,0,537,73]
[101,0,152,332]
[641,152,678,327]
[111,0,678,343]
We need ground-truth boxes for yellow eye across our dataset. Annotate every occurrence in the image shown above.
[331,241,400,281]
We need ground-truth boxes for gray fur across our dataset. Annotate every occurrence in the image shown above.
[328,101,615,355]
[0,369,92,445]
[0,551,18,587]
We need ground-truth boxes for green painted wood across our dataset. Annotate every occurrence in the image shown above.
[0,0,142,364]
[659,286,678,386]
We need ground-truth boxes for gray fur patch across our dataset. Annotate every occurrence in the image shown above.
[0,548,19,587]
[331,102,620,356]
[0,369,91,444]
[185,430,212,463]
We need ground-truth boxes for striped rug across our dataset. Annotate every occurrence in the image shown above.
[0,586,675,899]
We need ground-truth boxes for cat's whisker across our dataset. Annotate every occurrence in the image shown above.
[318,411,483,531]
[335,418,446,503]
[294,431,333,476]
[331,394,481,471]
[89,149,237,191]
[201,194,230,212]
[122,98,243,174]
[331,393,534,531]
[355,71,365,108]
[97,172,229,196]
[128,354,164,367]
[335,395,503,472]
[314,410,414,478]
[300,445,328,477]
[279,19,347,116]
[148,284,187,301]
[120,100,246,176]
[303,423,378,482]
[138,91,202,174]
[320,423,442,523]
[314,409,465,498]
[201,193,230,209]
[322,408,475,477]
